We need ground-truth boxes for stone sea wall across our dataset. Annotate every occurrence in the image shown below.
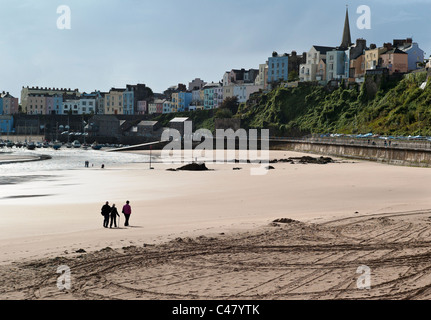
[271,140,431,168]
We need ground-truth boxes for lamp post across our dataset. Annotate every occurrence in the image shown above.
[150,145,154,170]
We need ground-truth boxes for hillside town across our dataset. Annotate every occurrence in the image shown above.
[0,7,428,143]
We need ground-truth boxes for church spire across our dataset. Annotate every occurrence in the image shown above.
[340,6,352,49]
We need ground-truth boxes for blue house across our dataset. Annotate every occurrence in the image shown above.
[123,89,134,115]
[326,50,349,82]
[401,42,424,71]
[203,83,219,110]
[177,92,193,112]
[0,98,3,115]
[268,52,289,83]
[46,94,64,115]
[0,115,13,134]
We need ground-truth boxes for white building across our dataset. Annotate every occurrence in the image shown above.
[299,46,336,82]
[233,84,263,103]
[255,63,268,88]
[63,97,96,115]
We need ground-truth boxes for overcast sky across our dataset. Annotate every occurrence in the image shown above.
[0,0,430,98]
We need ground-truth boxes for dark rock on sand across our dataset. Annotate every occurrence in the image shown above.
[168,163,209,171]
[273,218,298,224]
[271,156,334,165]
[291,156,334,164]
[178,163,209,171]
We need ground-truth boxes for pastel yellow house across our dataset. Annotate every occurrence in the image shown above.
[104,88,125,115]
[27,94,47,115]
[364,46,388,70]
[171,92,179,112]
[223,85,235,100]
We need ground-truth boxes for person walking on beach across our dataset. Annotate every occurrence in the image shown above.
[122,201,132,227]
[101,201,111,228]
[110,204,120,228]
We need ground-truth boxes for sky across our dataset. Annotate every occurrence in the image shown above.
[0,0,431,99]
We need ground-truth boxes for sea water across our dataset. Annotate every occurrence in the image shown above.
[0,148,149,175]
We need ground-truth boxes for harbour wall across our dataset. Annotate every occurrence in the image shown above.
[270,140,431,168]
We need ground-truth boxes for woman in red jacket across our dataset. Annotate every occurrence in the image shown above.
[122,201,132,227]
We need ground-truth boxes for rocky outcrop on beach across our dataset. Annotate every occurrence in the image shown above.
[168,163,209,171]
[270,156,334,165]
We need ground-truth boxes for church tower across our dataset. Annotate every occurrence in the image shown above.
[340,6,353,50]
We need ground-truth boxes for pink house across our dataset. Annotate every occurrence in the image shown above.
[1,92,19,115]
[381,49,408,75]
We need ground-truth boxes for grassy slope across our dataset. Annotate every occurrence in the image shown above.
[236,72,431,136]
[152,72,431,137]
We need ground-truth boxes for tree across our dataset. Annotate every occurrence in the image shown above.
[219,96,240,115]
[215,108,233,119]
[288,71,299,82]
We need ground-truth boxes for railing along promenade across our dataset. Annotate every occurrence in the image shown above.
[269,136,431,152]
[268,135,431,167]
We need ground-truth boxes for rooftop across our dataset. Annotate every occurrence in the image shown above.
[138,121,159,126]
[313,46,337,54]
[169,117,190,123]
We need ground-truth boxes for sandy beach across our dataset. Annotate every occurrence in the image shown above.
[2,150,431,300]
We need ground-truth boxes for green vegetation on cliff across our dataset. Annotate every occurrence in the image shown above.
[153,71,431,137]
[237,71,431,136]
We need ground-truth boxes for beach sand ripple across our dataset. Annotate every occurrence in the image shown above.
[2,209,431,300]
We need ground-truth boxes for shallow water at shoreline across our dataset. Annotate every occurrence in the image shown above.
[0,148,150,174]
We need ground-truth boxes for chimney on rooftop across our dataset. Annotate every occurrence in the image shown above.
[384,43,393,50]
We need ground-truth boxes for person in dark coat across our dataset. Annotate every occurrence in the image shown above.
[110,204,120,228]
[101,201,111,228]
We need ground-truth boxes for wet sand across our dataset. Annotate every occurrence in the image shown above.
[1,150,431,300]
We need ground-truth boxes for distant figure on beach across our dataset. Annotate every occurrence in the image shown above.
[122,201,132,227]
[101,201,111,228]
[85,161,89,168]
[101,164,105,169]
[110,204,120,228]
